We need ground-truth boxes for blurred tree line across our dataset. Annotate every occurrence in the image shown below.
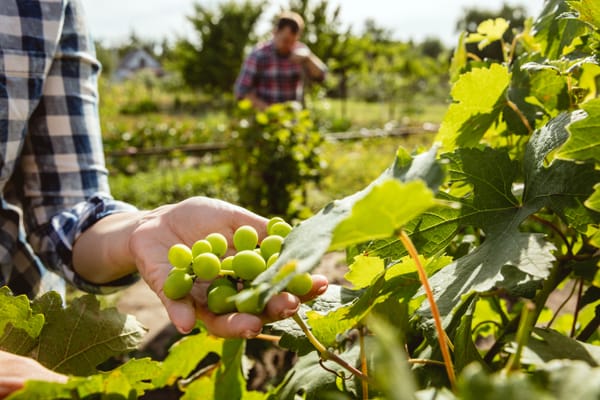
[94,1,529,117]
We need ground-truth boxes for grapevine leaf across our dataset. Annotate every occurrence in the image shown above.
[268,340,371,400]
[557,98,600,163]
[506,328,600,366]
[533,0,590,59]
[367,317,418,400]
[32,293,146,375]
[567,0,600,30]
[330,179,436,250]
[214,339,246,400]
[465,18,510,50]
[453,296,486,373]
[419,111,600,335]
[524,111,600,231]
[344,255,385,289]
[586,184,600,212]
[181,376,215,400]
[153,330,224,387]
[534,360,600,399]
[251,145,443,307]
[435,63,511,150]
[8,358,162,400]
[0,286,44,346]
[307,256,439,348]
[459,363,551,400]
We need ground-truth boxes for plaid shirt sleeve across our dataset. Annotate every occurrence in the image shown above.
[0,0,139,297]
[234,48,259,99]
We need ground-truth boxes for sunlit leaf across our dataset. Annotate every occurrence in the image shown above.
[436,64,511,150]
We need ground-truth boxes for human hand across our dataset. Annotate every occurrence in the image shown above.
[290,46,311,64]
[0,350,67,399]
[128,197,328,337]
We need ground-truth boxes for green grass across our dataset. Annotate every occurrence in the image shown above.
[312,98,448,130]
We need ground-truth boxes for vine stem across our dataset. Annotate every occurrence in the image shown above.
[503,300,535,373]
[359,326,369,400]
[398,231,456,390]
[291,313,372,383]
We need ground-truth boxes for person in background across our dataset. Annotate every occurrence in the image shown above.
[234,11,328,110]
[0,1,327,397]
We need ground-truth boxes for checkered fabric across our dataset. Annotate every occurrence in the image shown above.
[0,0,138,298]
[234,40,311,105]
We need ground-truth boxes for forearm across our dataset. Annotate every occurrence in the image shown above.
[304,53,327,81]
[72,211,147,284]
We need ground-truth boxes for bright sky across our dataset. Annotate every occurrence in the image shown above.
[80,0,546,47]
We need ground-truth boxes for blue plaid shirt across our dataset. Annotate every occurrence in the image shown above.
[0,0,138,298]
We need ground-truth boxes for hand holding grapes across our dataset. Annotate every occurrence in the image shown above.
[127,196,327,337]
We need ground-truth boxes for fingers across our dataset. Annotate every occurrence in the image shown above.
[195,305,263,339]
[298,274,329,302]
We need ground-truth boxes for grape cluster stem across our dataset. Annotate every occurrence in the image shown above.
[291,313,372,384]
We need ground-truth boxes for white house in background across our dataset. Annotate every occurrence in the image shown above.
[114,48,164,81]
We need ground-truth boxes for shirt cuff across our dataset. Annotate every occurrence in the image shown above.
[34,193,140,294]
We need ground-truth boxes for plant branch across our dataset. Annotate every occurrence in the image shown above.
[546,278,578,329]
[570,279,585,338]
[528,214,572,255]
[503,300,535,373]
[506,99,533,134]
[291,313,372,383]
[255,333,281,343]
[399,230,456,390]
[359,326,369,400]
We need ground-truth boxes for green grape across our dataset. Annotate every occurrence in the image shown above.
[205,233,228,257]
[192,252,221,281]
[286,273,313,296]
[207,285,238,314]
[168,243,193,269]
[235,289,264,314]
[260,235,284,261]
[270,221,292,238]
[267,217,285,235]
[232,250,266,280]
[163,269,194,300]
[233,225,259,251]
[221,255,234,271]
[207,276,236,292]
[266,252,279,268]
[191,239,212,257]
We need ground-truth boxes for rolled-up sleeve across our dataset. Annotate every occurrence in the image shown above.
[21,0,138,294]
[234,49,258,99]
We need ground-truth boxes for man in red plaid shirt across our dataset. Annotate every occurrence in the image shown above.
[234,11,327,110]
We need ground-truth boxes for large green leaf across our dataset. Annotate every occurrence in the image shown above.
[330,179,436,250]
[557,98,600,164]
[586,183,600,212]
[435,63,511,150]
[567,0,600,30]
[419,111,600,334]
[8,358,162,400]
[533,0,590,59]
[32,292,146,375]
[0,286,44,344]
[153,330,224,387]
[506,328,600,366]
[250,145,443,307]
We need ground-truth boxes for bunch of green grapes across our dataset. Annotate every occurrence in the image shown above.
[162,217,313,315]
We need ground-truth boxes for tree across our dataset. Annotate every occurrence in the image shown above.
[170,1,265,92]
